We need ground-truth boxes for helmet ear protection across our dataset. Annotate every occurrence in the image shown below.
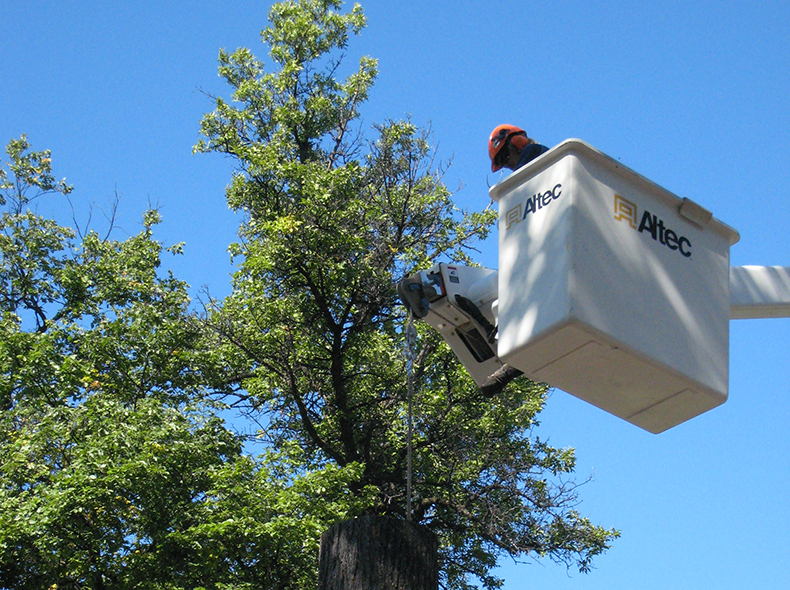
[488,124,527,172]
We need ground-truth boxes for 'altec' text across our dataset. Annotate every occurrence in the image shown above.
[504,184,562,229]
[614,194,692,258]
[637,210,692,257]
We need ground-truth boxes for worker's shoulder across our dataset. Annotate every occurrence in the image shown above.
[516,143,549,170]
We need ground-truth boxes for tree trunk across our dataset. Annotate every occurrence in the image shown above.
[318,515,438,590]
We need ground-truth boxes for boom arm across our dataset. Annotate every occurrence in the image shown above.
[729,266,790,319]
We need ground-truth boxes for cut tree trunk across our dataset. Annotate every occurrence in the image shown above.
[318,515,438,590]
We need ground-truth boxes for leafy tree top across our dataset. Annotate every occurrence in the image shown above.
[196,1,619,588]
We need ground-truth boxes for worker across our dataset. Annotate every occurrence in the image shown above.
[488,124,548,173]
[480,125,549,396]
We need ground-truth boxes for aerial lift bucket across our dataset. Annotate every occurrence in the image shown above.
[399,140,790,434]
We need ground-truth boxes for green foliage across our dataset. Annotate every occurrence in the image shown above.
[0,391,364,590]
[196,1,619,588]
[0,136,362,590]
[0,134,73,213]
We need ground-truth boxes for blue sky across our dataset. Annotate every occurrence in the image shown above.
[3,1,789,588]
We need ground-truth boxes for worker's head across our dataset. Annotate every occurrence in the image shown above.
[488,124,531,172]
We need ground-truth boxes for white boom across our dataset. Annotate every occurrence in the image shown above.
[729,266,790,319]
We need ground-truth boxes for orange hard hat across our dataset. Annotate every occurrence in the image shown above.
[488,124,527,172]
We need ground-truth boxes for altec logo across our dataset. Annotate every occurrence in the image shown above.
[614,194,692,258]
[504,183,563,229]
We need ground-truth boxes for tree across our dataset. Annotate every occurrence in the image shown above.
[196,1,619,588]
[0,136,366,590]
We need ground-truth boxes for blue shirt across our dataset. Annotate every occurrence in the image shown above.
[515,143,549,170]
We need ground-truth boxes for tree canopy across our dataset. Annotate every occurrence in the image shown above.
[1,1,618,589]
[195,1,618,588]
[0,135,364,590]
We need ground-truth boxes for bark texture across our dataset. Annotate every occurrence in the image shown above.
[318,515,438,590]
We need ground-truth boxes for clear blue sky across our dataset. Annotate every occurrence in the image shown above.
[3,1,789,588]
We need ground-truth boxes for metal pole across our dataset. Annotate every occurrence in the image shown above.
[405,313,417,521]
